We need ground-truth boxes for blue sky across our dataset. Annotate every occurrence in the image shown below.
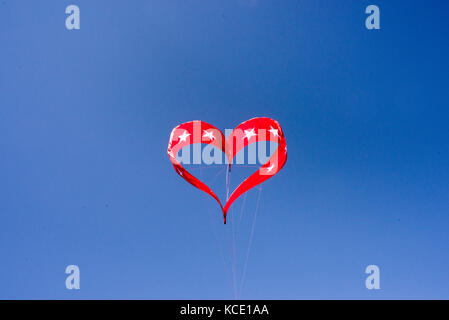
[1,0,448,299]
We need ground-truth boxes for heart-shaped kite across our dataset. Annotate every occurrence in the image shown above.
[167,117,287,224]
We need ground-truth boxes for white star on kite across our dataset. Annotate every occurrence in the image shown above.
[178,130,191,143]
[243,128,257,140]
[203,130,215,141]
[268,126,279,137]
[266,164,275,173]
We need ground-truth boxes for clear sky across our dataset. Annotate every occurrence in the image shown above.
[1,0,448,299]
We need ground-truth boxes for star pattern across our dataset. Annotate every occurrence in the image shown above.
[203,130,215,141]
[178,130,191,143]
[266,163,275,173]
[243,128,257,140]
[268,126,279,137]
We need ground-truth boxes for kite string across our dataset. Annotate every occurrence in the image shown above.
[239,185,262,298]
[226,167,239,300]
[201,164,230,281]
[238,192,248,228]
[211,167,229,273]
[225,165,230,201]
[231,206,238,300]
[206,195,229,275]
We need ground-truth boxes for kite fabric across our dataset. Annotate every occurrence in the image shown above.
[167,117,287,224]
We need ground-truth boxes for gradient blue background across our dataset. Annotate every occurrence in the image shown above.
[1,0,448,299]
